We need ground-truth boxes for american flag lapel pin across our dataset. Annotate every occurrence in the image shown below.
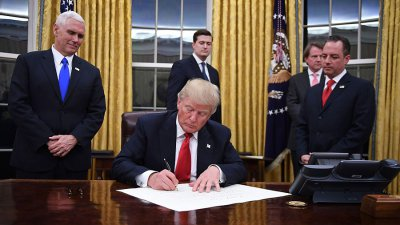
[75,67,80,71]
[339,85,345,88]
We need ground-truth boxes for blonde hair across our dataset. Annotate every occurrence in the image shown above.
[178,79,220,114]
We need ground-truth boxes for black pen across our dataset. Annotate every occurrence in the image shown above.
[163,158,178,191]
[163,158,172,171]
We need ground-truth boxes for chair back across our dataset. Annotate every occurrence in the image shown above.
[121,111,165,148]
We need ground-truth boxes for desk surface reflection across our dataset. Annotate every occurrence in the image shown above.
[0,179,397,225]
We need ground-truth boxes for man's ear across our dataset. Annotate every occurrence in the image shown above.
[53,24,58,36]
[344,54,351,64]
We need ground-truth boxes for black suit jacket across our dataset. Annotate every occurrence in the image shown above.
[111,111,246,186]
[296,72,375,161]
[8,49,106,172]
[166,55,221,123]
[287,71,325,150]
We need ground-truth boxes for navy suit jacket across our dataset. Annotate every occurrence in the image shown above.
[287,71,325,150]
[166,55,221,123]
[8,49,106,172]
[296,72,375,161]
[111,111,246,186]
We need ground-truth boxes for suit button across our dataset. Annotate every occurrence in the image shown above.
[316,132,320,136]
[318,116,322,119]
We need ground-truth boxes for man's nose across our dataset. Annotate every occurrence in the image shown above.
[189,112,198,121]
[72,34,79,42]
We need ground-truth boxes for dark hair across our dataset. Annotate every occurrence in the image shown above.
[193,29,212,43]
[303,42,323,59]
[325,35,351,56]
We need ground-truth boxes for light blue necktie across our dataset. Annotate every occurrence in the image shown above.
[200,62,209,81]
[59,58,70,102]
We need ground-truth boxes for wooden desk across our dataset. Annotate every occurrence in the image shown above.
[0,179,397,225]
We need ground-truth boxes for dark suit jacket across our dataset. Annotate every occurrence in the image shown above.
[111,111,246,186]
[8,49,106,172]
[166,55,221,123]
[296,72,375,161]
[287,71,325,150]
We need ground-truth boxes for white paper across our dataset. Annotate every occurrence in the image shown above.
[117,184,290,211]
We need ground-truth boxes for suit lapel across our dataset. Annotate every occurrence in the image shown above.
[206,64,218,84]
[189,55,203,79]
[300,71,310,88]
[41,49,62,101]
[159,112,179,169]
[64,56,83,103]
[322,73,351,110]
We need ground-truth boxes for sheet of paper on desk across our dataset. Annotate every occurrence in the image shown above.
[118,184,290,212]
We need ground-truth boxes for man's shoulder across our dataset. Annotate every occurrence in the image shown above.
[138,111,175,125]
[291,71,308,79]
[173,55,195,65]
[20,49,50,59]
[344,72,374,88]
[72,55,98,70]
[204,119,230,136]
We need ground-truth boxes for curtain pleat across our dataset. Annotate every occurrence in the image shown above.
[375,0,400,195]
[212,0,300,181]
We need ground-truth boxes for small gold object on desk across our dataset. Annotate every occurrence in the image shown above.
[360,194,400,218]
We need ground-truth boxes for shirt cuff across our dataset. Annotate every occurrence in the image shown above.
[135,170,157,187]
[209,164,226,183]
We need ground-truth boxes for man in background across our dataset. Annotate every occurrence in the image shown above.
[287,42,324,175]
[8,11,106,179]
[167,29,221,123]
[296,35,375,165]
[112,79,246,192]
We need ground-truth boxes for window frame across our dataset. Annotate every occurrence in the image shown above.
[131,0,212,111]
[302,0,379,78]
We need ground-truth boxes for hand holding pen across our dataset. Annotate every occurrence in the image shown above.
[164,158,179,191]
[147,158,179,191]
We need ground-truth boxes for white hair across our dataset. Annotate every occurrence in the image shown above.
[56,11,84,26]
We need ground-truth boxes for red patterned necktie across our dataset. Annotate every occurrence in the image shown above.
[175,133,192,182]
[322,79,335,106]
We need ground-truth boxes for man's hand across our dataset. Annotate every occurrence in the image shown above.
[48,135,78,157]
[301,154,311,164]
[190,165,220,193]
[147,170,179,191]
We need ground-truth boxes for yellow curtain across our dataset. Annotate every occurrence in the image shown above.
[212,0,269,156]
[37,0,132,155]
[374,0,400,195]
[211,0,300,163]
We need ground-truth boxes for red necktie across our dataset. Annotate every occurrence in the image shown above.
[322,79,335,106]
[175,133,192,182]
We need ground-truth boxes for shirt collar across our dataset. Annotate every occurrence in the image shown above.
[176,115,198,140]
[308,68,323,76]
[326,69,347,83]
[52,45,74,66]
[192,53,206,65]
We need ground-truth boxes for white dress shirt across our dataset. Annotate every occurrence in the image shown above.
[52,45,73,79]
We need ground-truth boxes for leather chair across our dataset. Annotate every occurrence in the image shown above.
[121,111,165,148]
[90,111,164,180]
[120,110,266,182]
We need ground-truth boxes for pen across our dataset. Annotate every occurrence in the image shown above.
[163,158,178,191]
[163,158,172,171]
